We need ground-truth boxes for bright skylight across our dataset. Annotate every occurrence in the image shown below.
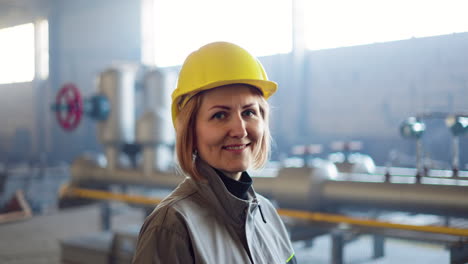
[0,23,35,84]
[152,0,292,67]
[304,0,468,50]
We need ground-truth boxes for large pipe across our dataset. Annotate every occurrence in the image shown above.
[71,157,184,189]
[71,157,468,218]
[321,181,468,217]
[254,167,468,218]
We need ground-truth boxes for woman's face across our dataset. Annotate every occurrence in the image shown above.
[195,84,264,180]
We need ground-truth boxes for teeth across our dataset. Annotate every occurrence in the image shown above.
[225,145,245,150]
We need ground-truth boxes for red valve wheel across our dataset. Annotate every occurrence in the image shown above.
[55,83,83,131]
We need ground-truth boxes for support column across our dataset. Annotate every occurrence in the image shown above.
[450,243,468,264]
[331,231,344,264]
[372,235,385,259]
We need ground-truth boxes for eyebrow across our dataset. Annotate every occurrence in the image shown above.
[209,103,256,111]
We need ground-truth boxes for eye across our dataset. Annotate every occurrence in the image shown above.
[242,109,257,117]
[211,112,226,120]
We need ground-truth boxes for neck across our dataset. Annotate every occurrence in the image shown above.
[221,170,242,181]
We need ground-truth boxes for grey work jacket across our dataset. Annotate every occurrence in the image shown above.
[132,159,296,264]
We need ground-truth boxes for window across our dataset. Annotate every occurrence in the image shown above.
[0,23,35,84]
[143,0,292,67]
[304,0,468,51]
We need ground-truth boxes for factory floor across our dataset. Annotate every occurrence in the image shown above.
[294,235,448,264]
[0,203,451,264]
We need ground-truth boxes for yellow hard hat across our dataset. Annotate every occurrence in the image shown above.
[171,41,277,125]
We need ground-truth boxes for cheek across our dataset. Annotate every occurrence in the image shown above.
[196,123,222,150]
[250,120,265,143]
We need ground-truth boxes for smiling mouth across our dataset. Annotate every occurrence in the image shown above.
[223,143,251,150]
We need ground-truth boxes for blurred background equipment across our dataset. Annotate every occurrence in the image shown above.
[1,0,468,263]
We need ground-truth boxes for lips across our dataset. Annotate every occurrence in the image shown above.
[222,143,251,151]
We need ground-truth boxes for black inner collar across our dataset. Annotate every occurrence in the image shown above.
[214,168,253,200]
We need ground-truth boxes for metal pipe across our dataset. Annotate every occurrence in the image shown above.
[105,146,118,171]
[71,157,468,217]
[60,185,162,205]
[416,138,423,178]
[142,147,155,176]
[452,136,460,176]
[277,208,468,237]
[71,157,184,189]
[321,181,468,217]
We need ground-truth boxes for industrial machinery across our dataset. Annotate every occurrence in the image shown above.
[400,113,468,177]
[52,65,175,172]
[53,66,468,264]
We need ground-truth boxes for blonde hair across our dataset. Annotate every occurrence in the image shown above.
[174,85,271,181]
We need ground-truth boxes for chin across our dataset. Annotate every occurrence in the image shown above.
[224,164,250,173]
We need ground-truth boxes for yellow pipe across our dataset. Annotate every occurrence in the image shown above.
[60,185,162,205]
[277,208,468,237]
[61,185,468,237]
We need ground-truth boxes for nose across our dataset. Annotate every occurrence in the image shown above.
[228,114,248,138]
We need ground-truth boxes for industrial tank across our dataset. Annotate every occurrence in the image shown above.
[97,66,137,169]
[136,69,175,173]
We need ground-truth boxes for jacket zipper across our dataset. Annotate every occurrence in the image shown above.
[258,204,267,224]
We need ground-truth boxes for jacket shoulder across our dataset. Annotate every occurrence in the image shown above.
[132,182,200,263]
[145,185,199,233]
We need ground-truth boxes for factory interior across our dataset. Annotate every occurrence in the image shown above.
[1,0,468,263]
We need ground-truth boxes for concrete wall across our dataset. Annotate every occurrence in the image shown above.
[307,34,468,137]
[266,33,468,166]
[47,0,142,163]
[0,0,50,28]
[0,0,50,162]
[0,82,36,161]
[0,0,142,164]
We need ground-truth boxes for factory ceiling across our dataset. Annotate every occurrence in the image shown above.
[0,0,50,28]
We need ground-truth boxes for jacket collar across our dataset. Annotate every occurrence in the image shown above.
[191,158,258,226]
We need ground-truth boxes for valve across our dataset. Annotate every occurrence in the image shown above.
[51,83,83,131]
[51,83,110,131]
[400,117,425,139]
[400,117,426,181]
[446,116,468,136]
[445,115,468,176]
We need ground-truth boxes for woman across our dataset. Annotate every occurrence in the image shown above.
[132,42,296,264]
